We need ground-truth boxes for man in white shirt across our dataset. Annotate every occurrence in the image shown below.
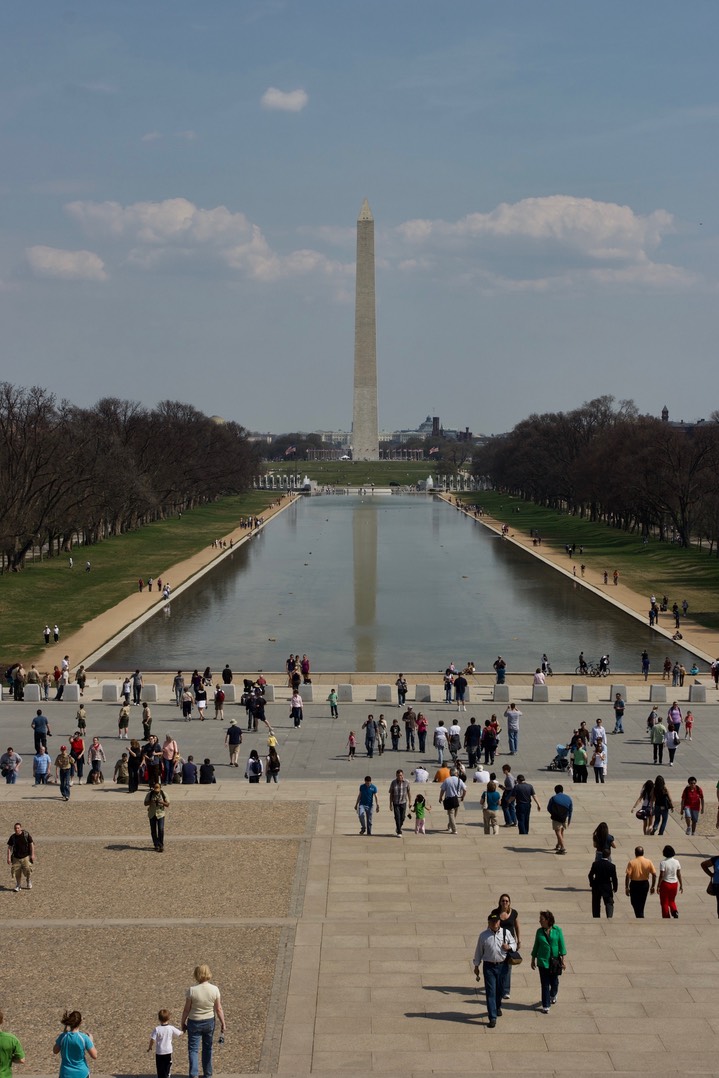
[473,766,490,784]
[473,913,515,1027]
[433,721,449,765]
[439,768,466,834]
[411,766,429,783]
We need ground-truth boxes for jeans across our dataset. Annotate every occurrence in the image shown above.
[417,731,426,753]
[516,802,530,834]
[163,758,175,785]
[594,767,605,783]
[437,745,445,765]
[405,731,415,751]
[653,807,669,834]
[538,965,559,1009]
[502,799,517,826]
[133,686,142,705]
[392,803,407,834]
[59,769,71,799]
[613,719,623,733]
[150,815,165,849]
[483,962,507,1021]
[365,738,375,758]
[34,773,48,785]
[358,805,374,834]
[5,770,16,784]
[187,1017,215,1078]
[507,729,518,754]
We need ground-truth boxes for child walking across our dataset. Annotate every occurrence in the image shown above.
[327,689,339,720]
[347,731,356,761]
[684,710,694,740]
[147,1008,183,1078]
[412,793,429,834]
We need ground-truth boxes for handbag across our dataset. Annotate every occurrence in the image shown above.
[548,955,564,977]
[443,795,460,811]
[502,927,522,965]
[635,808,648,820]
[707,881,718,896]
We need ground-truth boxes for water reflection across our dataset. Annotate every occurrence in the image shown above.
[95,496,699,672]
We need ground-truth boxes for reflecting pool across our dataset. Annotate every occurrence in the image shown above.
[95,495,697,672]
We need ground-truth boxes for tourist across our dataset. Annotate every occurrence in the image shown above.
[389,719,401,751]
[180,964,225,1078]
[591,738,606,783]
[684,710,694,741]
[355,776,379,835]
[681,776,704,835]
[54,745,73,800]
[504,703,521,755]
[182,688,194,721]
[132,669,143,706]
[500,764,517,826]
[142,701,153,740]
[376,714,387,755]
[454,672,468,711]
[0,1009,24,1074]
[118,702,130,740]
[612,693,625,735]
[473,913,515,1027]
[199,758,216,784]
[439,766,466,835]
[480,780,501,835]
[464,717,482,767]
[571,738,588,783]
[416,712,428,753]
[290,691,303,728]
[221,665,233,685]
[389,769,411,836]
[362,715,377,757]
[161,734,179,786]
[87,736,106,778]
[346,731,356,760]
[650,775,673,835]
[546,784,572,854]
[665,724,680,766]
[433,720,449,765]
[195,683,208,721]
[411,765,429,783]
[31,709,51,753]
[658,844,683,918]
[142,735,162,786]
[327,689,339,720]
[631,778,655,834]
[481,720,498,765]
[173,671,185,707]
[224,719,243,767]
[588,849,618,918]
[533,668,545,686]
[625,845,657,918]
[411,792,428,833]
[144,782,169,852]
[147,1008,183,1078]
[651,716,667,764]
[443,670,454,703]
[448,719,462,759]
[32,746,50,785]
[530,910,567,1013]
[395,673,407,707]
[213,685,225,720]
[113,753,129,785]
[509,775,541,834]
[489,894,521,999]
[244,750,263,783]
[700,853,719,917]
[7,823,35,891]
[402,706,417,751]
[182,755,198,784]
[53,1011,97,1078]
[667,701,682,735]
[265,745,281,783]
[493,656,506,683]
[127,739,142,793]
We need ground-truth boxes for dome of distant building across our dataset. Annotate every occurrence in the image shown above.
[209,415,226,425]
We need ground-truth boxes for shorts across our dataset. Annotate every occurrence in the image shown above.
[684,808,699,822]
[552,819,566,833]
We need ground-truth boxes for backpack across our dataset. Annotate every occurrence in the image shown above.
[250,758,262,776]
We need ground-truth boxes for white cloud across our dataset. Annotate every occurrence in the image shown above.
[392,195,688,290]
[26,245,107,281]
[176,130,197,141]
[260,86,308,112]
[141,131,163,143]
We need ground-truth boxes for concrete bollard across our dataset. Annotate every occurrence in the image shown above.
[102,682,120,703]
[142,684,158,703]
[650,684,667,703]
[24,684,42,703]
[298,683,313,703]
[376,684,393,703]
[689,684,706,704]
[610,684,627,701]
[63,684,80,703]
[337,684,354,703]
[532,684,549,703]
[222,685,236,703]
[571,684,588,703]
[493,684,510,703]
[414,684,432,703]
[263,685,275,703]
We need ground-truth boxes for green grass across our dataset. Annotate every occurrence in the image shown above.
[0,492,276,664]
[465,491,719,630]
[266,460,433,486]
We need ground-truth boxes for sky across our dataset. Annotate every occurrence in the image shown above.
[2,0,718,436]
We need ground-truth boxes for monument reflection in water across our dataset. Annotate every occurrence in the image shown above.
[96,495,698,673]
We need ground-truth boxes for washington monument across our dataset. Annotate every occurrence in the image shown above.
[352,199,379,461]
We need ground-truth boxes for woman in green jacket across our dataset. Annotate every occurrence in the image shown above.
[530,910,567,1013]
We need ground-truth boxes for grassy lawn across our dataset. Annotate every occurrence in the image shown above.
[0,491,275,664]
[267,460,434,486]
[466,491,719,630]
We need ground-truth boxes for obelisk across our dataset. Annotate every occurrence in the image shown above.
[351,199,379,461]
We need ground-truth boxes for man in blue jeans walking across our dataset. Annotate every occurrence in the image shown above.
[612,693,625,734]
[509,775,541,834]
[354,776,379,835]
[473,913,515,1027]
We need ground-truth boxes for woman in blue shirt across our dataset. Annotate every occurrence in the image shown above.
[53,1011,97,1078]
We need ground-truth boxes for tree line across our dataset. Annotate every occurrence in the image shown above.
[471,396,719,552]
[0,383,262,571]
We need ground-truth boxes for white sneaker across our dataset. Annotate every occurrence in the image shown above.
[13,885,20,892]
[27,881,32,889]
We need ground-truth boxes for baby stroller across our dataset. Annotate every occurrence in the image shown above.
[548,744,570,772]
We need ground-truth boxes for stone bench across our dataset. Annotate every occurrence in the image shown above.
[375,684,393,704]
[221,684,236,703]
[63,683,80,703]
[337,684,354,703]
[532,684,549,703]
[141,684,159,703]
[493,684,510,703]
[650,684,667,703]
[24,684,42,703]
[414,684,432,703]
[102,682,120,703]
[571,684,588,703]
[689,683,706,703]
[298,683,313,703]
[610,684,627,701]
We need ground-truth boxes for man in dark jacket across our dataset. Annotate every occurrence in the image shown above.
[588,848,618,917]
